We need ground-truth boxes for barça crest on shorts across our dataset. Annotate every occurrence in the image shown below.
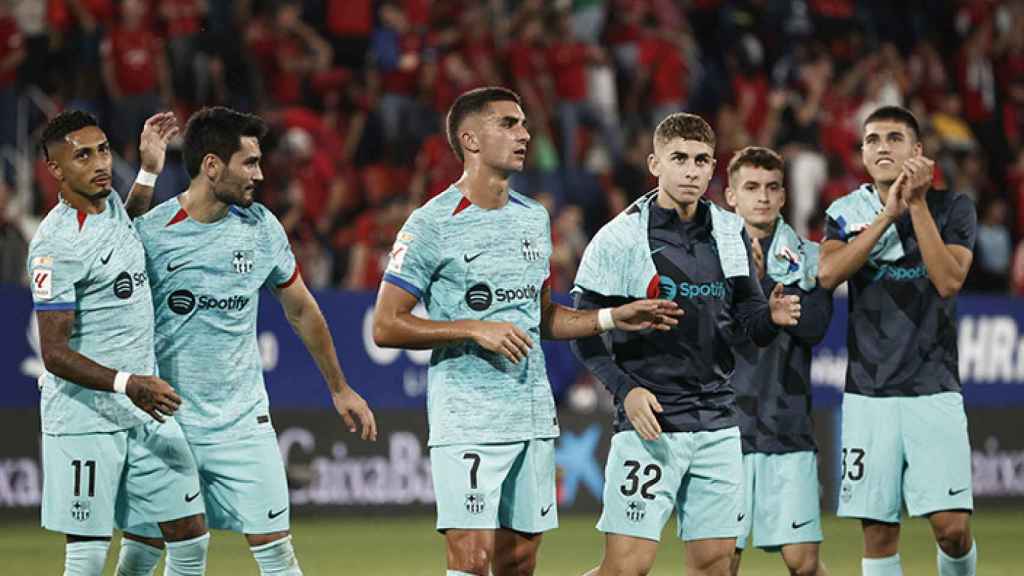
[465,492,486,515]
[625,499,646,523]
[70,499,91,522]
[232,250,254,274]
[522,238,541,262]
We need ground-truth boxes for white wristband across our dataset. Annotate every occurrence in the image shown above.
[598,308,616,332]
[135,169,159,187]
[113,371,131,394]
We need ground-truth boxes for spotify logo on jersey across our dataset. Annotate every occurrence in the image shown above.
[113,272,134,299]
[168,289,197,315]
[465,283,493,311]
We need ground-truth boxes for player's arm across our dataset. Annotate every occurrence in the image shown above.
[124,112,179,219]
[901,157,975,298]
[539,284,682,340]
[570,290,664,440]
[734,233,798,344]
[275,274,377,441]
[373,281,537,362]
[781,283,833,346]
[36,310,181,421]
[819,176,907,290]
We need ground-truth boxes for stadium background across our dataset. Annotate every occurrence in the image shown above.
[0,0,1023,573]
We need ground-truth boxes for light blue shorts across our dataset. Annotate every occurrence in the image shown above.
[122,429,290,537]
[597,427,743,542]
[736,451,823,550]
[431,439,557,534]
[837,392,973,523]
[41,417,204,537]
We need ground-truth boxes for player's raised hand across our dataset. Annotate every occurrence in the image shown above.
[624,387,663,441]
[883,171,909,219]
[126,375,182,423]
[611,299,684,332]
[750,238,766,280]
[468,320,534,363]
[900,156,935,205]
[139,111,180,175]
[332,387,378,442]
[769,283,801,327]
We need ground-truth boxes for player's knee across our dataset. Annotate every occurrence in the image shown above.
[933,518,971,556]
[159,513,207,542]
[447,539,491,575]
[246,531,291,548]
[783,547,820,576]
[600,553,655,576]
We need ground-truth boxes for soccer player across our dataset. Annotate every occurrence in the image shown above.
[30,110,210,575]
[372,86,681,576]
[723,146,832,576]
[116,106,377,576]
[819,106,977,576]
[572,114,802,576]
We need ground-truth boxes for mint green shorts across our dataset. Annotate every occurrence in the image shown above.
[431,439,557,534]
[597,427,743,542]
[41,418,203,537]
[121,429,290,537]
[736,451,823,550]
[837,392,973,523]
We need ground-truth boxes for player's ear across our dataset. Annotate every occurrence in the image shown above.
[724,185,737,208]
[45,160,63,183]
[460,127,479,157]
[647,153,660,177]
[202,153,222,181]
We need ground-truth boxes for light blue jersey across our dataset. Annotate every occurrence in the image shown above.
[383,186,557,446]
[134,197,297,444]
[27,191,154,434]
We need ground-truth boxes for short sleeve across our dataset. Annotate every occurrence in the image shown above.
[262,211,298,289]
[824,215,844,242]
[27,234,86,311]
[382,208,439,300]
[941,194,977,251]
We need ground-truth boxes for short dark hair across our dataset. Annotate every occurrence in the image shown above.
[183,106,267,178]
[446,87,522,162]
[727,146,785,180]
[40,110,99,161]
[863,105,920,140]
[654,113,716,151]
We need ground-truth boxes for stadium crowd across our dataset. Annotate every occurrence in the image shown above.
[1,0,1023,294]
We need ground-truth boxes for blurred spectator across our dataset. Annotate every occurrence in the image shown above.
[325,0,374,69]
[631,18,691,128]
[0,1,24,165]
[368,1,424,159]
[974,197,1011,292]
[100,0,169,162]
[247,2,333,109]
[158,0,206,106]
[0,180,27,284]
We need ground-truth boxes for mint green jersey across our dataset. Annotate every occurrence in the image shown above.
[134,197,297,444]
[382,186,558,446]
[27,192,154,434]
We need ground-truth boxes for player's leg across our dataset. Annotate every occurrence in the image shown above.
[117,533,165,576]
[119,419,208,576]
[678,427,744,576]
[433,442,524,574]
[492,438,558,575]
[837,394,905,574]
[42,431,129,575]
[899,393,976,575]
[780,543,828,576]
[591,431,684,575]
[730,452,757,576]
[750,451,825,575]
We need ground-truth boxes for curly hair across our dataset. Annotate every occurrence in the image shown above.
[40,110,99,161]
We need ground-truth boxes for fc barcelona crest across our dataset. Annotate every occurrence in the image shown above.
[465,492,486,515]
[625,500,646,523]
[232,250,254,274]
[522,239,541,262]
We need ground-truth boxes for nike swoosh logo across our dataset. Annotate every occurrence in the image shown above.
[540,504,553,517]
[792,520,813,529]
[167,260,191,272]
[464,252,484,263]
[737,513,745,522]
[100,249,114,265]
[185,491,200,503]
[948,488,969,496]
[268,507,288,519]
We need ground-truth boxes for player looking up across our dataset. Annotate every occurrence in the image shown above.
[723,146,832,576]
[819,106,977,576]
[116,106,377,576]
[372,86,681,576]
[572,114,801,576]
[30,109,210,576]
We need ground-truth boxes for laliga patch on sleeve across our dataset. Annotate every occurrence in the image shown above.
[387,242,409,274]
[32,267,53,299]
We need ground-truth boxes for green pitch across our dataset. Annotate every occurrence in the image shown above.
[3,511,1021,574]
